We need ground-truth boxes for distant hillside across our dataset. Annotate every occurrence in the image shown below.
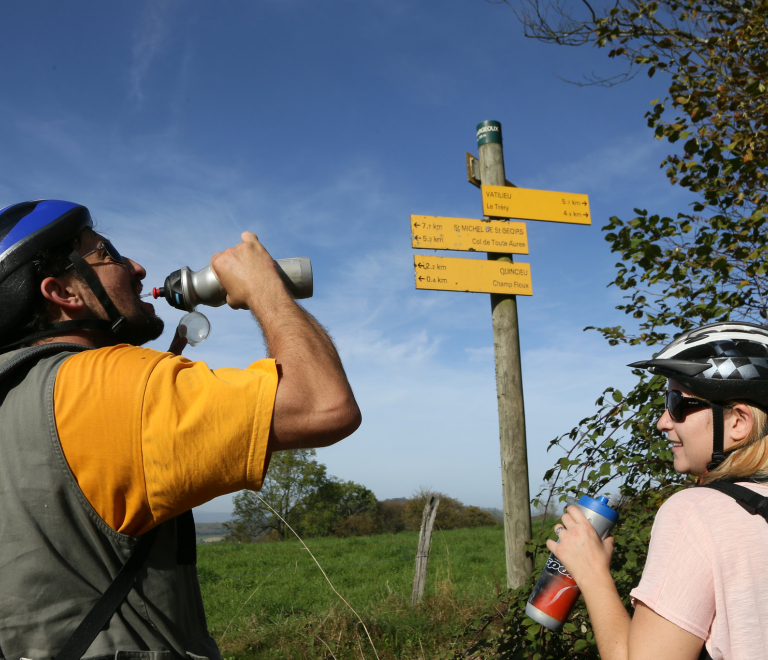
[196,522,229,543]
[482,507,504,522]
[193,511,231,523]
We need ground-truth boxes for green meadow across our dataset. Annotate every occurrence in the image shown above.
[199,525,506,659]
[198,517,559,659]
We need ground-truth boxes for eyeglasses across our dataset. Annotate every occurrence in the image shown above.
[665,389,711,422]
[67,240,125,268]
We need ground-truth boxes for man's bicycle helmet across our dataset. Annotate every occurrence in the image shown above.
[0,199,126,350]
[629,321,768,469]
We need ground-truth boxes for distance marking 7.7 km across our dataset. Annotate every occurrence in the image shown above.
[411,215,529,254]
[414,255,532,295]
[481,185,591,225]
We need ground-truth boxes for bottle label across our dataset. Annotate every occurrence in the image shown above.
[527,553,581,623]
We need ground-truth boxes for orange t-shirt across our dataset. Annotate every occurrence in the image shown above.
[52,345,278,536]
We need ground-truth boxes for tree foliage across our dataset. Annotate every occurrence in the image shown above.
[460,1,768,657]
[229,450,381,541]
[225,458,499,543]
[292,478,378,538]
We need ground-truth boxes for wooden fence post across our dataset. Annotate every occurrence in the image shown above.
[411,495,440,606]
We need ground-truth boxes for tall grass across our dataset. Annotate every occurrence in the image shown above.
[199,526,505,659]
[198,516,560,659]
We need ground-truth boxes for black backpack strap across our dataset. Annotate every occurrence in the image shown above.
[175,509,197,565]
[55,526,160,660]
[700,481,768,523]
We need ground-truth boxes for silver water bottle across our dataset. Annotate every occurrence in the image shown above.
[152,257,313,312]
[525,495,618,631]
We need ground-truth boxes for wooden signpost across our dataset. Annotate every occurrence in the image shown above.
[410,120,591,590]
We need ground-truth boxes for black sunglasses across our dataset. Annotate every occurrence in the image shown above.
[67,240,125,268]
[665,389,711,422]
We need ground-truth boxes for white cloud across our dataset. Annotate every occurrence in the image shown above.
[129,3,171,104]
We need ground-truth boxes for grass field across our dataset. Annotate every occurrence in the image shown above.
[198,516,560,659]
[198,525,508,659]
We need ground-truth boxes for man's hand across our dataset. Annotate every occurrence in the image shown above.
[210,232,288,312]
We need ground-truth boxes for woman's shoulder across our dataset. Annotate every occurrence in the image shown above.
[655,486,735,524]
[657,482,768,522]
[660,485,721,507]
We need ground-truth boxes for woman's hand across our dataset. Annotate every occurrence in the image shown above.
[546,505,615,587]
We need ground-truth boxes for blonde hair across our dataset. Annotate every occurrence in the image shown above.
[702,403,768,484]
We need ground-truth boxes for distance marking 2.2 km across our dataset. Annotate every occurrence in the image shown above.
[414,255,532,295]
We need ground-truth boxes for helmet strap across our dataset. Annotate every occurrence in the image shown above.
[707,403,735,470]
[0,251,127,352]
[66,250,126,334]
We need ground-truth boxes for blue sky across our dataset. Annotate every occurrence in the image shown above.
[1,1,696,516]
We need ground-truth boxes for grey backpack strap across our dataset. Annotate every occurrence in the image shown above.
[0,344,90,383]
[0,344,91,660]
[0,345,161,660]
[55,527,160,660]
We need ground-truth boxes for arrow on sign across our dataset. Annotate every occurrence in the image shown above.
[418,276,425,281]
[413,222,421,228]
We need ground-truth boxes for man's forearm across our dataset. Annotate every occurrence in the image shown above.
[251,290,360,449]
[209,232,360,450]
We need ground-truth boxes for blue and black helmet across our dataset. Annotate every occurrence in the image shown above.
[0,200,126,349]
[0,200,93,282]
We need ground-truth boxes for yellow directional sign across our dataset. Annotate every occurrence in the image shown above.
[411,215,528,254]
[481,185,591,225]
[414,255,532,296]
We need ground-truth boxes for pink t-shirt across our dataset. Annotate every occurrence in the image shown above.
[630,483,768,660]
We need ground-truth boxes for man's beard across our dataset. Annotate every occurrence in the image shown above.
[88,295,165,347]
[116,303,165,346]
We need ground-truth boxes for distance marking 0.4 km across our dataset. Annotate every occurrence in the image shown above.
[411,215,529,254]
[481,185,591,225]
[414,255,532,296]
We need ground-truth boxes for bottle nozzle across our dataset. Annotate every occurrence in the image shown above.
[152,287,164,299]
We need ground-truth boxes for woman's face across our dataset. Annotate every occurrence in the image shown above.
[656,380,715,476]
[657,380,755,476]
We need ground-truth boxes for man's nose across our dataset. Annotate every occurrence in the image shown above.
[127,258,146,280]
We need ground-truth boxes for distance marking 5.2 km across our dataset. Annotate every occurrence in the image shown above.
[411,215,529,254]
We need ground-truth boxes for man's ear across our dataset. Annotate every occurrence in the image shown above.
[40,276,86,313]
[728,403,754,443]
